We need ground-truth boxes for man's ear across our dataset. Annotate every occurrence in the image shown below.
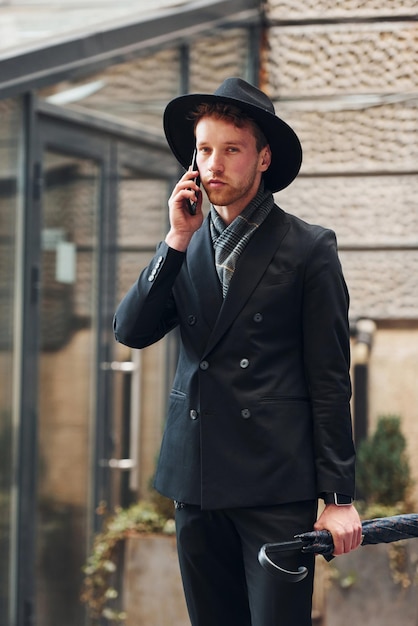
[259,145,272,172]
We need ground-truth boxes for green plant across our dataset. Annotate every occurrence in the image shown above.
[356,414,414,510]
[81,500,175,623]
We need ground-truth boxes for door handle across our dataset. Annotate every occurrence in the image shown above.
[100,458,136,470]
[101,351,142,492]
[100,360,138,372]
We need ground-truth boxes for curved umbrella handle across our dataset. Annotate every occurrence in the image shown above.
[258,543,309,583]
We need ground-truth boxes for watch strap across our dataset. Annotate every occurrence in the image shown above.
[322,492,353,506]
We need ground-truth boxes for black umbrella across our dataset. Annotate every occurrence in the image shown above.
[258,514,418,583]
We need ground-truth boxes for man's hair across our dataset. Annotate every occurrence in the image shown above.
[189,102,268,152]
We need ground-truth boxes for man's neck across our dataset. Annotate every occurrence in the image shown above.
[212,204,242,226]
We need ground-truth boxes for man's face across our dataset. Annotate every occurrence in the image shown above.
[195,115,271,217]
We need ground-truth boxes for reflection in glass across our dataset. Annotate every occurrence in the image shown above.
[36,152,99,626]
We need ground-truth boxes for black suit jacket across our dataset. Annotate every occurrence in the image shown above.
[114,205,356,509]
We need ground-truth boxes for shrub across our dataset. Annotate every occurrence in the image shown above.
[356,414,413,508]
[81,500,175,622]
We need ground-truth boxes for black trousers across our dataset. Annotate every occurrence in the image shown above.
[175,501,317,626]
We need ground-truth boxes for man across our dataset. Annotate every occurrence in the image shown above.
[114,77,362,626]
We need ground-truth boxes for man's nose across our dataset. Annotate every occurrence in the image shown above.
[208,151,224,173]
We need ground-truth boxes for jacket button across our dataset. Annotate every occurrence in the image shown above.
[240,358,249,368]
[253,313,263,322]
[187,315,197,326]
[200,360,209,370]
[241,408,251,419]
[190,409,198,420]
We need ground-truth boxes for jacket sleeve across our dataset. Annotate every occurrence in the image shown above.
[113,241,185,349]
[302,228,356,498]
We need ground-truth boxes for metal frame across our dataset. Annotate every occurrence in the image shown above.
[15,92,41,626]
[37,100,170,151]
[0,0,259,99]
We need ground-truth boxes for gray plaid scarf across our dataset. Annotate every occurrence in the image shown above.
[210,182,274,297]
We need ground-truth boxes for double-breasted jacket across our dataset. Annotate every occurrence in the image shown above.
[114,205,356,510]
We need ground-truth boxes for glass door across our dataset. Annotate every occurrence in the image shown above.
[35,142,103,626]
[112,155,176,503]
[27,110,178,626]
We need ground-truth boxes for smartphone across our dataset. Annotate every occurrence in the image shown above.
[186,148,200,215]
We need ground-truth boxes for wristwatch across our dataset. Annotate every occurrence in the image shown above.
[322,493,353,506]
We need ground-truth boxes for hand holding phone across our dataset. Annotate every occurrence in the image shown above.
[186,149,200,215]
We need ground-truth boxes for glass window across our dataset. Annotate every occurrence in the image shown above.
[38,46,181,131]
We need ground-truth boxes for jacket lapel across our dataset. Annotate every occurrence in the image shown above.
[203,206,290,356]
[187,218,223,330]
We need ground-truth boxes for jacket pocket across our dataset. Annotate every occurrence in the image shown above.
[260,395,309,403]
[263,270,296,287]
[170,388,187,400]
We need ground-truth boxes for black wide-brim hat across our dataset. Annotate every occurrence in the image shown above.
[163,77,302,193]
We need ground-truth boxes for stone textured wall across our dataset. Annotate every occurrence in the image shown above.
[264,1,418,321]
[266,0,418,19]
[265,0,418,505]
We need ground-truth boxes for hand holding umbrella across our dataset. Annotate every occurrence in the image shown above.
[258,514,418,582]
[313,502,362,556]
